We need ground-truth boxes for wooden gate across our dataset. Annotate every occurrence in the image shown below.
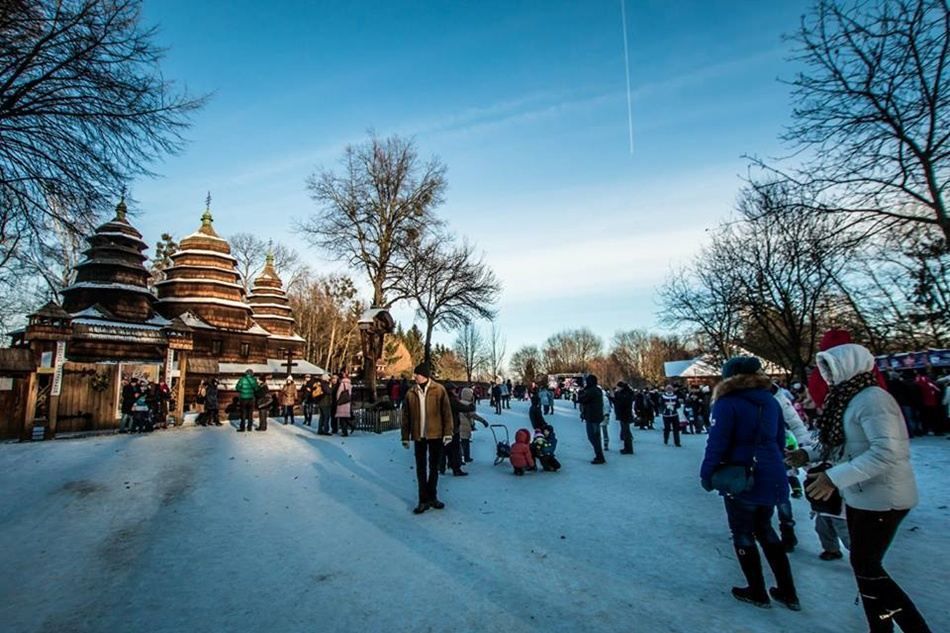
[56,363,119,433]
[0,376,28,440]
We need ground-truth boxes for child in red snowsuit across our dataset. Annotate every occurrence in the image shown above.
[510,428,536,475]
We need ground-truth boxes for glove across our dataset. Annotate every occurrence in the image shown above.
[442,436,452,446]
[701,478,713,492]
[401,440,409,449]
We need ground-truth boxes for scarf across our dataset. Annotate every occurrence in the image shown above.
[817,371,877,461]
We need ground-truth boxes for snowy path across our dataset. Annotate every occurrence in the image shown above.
[0,399,947,633]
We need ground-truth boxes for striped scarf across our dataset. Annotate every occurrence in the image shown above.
[817,371,878,461]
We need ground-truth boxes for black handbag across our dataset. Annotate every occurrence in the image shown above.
[805,462,843,515]
[710,406,763,496]
[711,463,755,495]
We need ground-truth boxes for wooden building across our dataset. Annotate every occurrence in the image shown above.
[1,199,320,441]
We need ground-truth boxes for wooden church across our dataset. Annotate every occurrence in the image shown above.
[0,199,321,440]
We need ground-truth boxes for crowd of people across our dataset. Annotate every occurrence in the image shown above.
[396,328,942,632]
[118,376,173,433]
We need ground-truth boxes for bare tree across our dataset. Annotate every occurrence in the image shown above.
[397,235,500,368]
[752,0,949,241]
[509,345,542,385]
[487,319,507,380]
[0,0,204,251]
[542,328,604,374]
[453,322,487,382]
[302,133,447,307]
[609,330,690,386]
[658,259,743,363]
[230,233,309,294]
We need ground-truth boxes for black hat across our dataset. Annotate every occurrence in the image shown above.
[721,356,762,378]
[413,363,431,378]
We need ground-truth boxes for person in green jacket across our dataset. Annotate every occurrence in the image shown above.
[236,369,257,432]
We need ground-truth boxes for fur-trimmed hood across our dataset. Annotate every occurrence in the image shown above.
[712,372,773,402]
[816,343,874,386]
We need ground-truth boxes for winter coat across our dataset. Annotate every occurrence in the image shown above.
[401,380,454,442]
[774,392,810,448]
[458,387,486,440]
[529,404,546,430]
[510,428,535,469]
[915,375,940,407]
[121,384,137,414]
[205,383,219,410]
[539,389,554,407]
[236,374,257,400]
[280,381,298,407]
[449,392,475,434]
[302,379,318,403]
[700,373,789,507]
[806,344,919,512]
[577,378,604,423]
[943,384,950,416]
[807,330,888,409]
[335,377,352,418]
[613,386,634,422]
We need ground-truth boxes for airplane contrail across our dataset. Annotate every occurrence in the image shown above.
[620,0,634,155]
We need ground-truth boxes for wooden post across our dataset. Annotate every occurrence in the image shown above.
[175,352,187,425]
[22,372,38,441]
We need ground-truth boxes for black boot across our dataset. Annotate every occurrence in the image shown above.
[780,524,798,552]
[732,546,770,608]
[412,502,429,514]
[857,575,931,633]
[762,542,800,611]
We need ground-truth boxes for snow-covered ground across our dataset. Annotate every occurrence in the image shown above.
[0,399,947,633]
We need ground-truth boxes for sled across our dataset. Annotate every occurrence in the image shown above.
[490,424,510,466]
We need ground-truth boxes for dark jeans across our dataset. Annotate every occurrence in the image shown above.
[494,400,502,415]
[439,433,463,472]
[724,497,781,549]
[585,422,604,460]
[338,417,353,435]
[282,405,294,424]
[846,506,930,632]
[318,405,330,433]
[619,420,633,452]
[239,398,254,428]
[461,438,472,462]
[414,439,443,504]
[303,400,314,423]
[257,407,268,431]
[777,500,795,532]
[662,415,681,446]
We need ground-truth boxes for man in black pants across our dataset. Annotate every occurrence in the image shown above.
[401,364,454,514]
[613,381,635,454]
[577,374,606,464]
[661,384,682,447]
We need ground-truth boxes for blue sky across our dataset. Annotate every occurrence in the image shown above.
[131,0,807,357]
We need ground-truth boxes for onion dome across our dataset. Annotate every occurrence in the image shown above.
[61,198,155,322]
[248,253,296,337]
[154,197,254,330]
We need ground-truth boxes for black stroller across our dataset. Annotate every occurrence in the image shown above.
[490,424,511,466]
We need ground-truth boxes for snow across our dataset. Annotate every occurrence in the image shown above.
[157,297,252,310]
[0,400,946,633]
[171,248,238,262]
[153,278,245,291]
[62,281,154,295]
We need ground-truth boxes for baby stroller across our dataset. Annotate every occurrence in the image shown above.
[490,424,511,466]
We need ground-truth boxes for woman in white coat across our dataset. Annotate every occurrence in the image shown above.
[789,344,931,633]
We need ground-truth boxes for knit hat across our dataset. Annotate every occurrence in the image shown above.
[819,328,853,351]
[721,356,762,378]
[413,363,431,378]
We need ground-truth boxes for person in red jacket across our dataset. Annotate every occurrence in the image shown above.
[915,371,943,435]
[807,329,887,410]
[510,428,536,475]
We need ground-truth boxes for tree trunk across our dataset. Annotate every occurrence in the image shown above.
[423,321,435,370]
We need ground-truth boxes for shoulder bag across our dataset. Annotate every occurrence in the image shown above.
[710,405,763,496]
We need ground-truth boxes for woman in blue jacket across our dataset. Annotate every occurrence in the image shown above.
[700,356,800,611]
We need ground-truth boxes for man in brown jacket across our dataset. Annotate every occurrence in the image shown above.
[401,363,454,514]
